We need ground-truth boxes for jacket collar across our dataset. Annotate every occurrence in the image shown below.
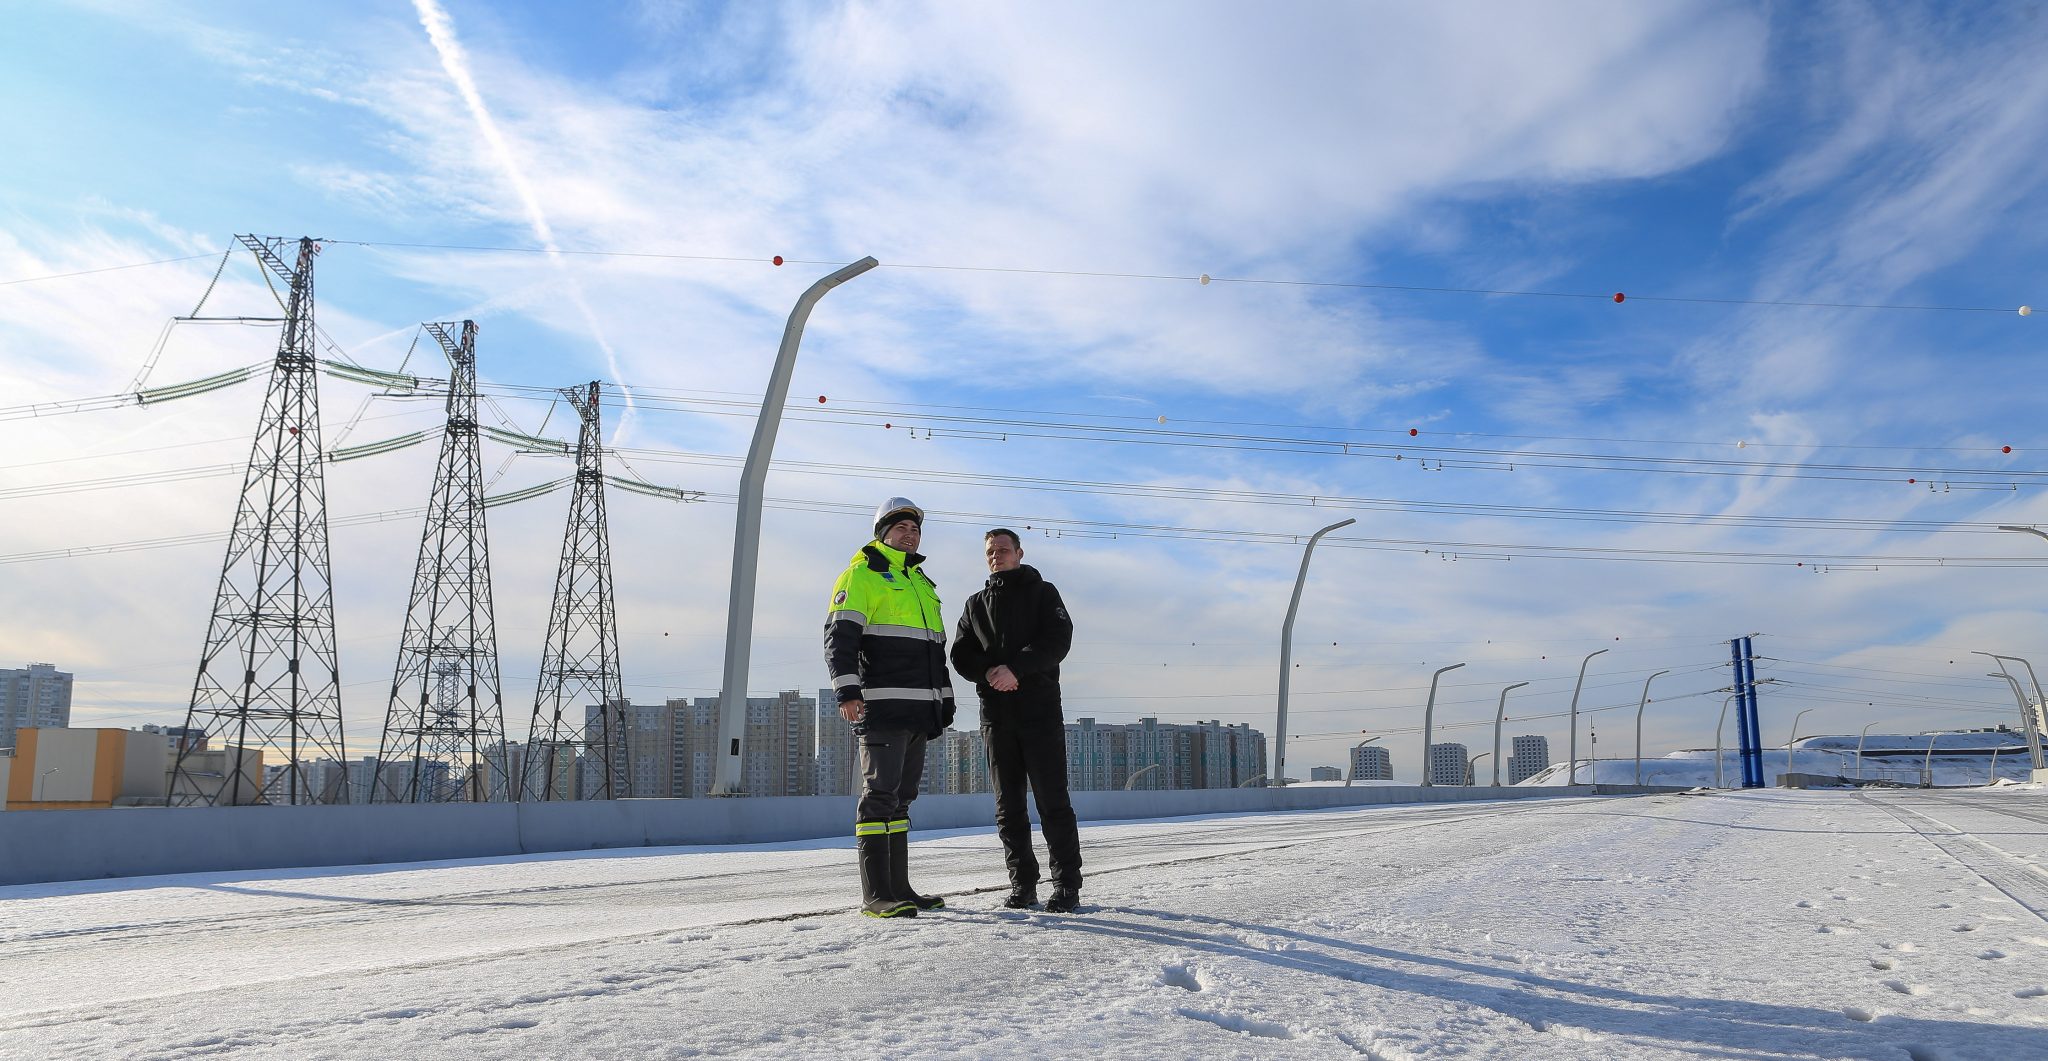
[861,540,926,572]
[986,563,1041,591]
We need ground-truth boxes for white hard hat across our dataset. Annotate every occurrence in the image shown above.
[873,496,924,538]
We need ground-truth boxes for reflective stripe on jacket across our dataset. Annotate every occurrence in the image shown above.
[824,541,955,733]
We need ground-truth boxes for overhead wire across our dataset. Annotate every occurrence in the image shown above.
[327,238,2036,315]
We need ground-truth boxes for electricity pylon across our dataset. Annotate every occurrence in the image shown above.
[375,320,508,802]
[172,235,347,806]
[521,382,628,800]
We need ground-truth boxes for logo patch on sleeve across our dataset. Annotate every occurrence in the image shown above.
[833,589,847,606]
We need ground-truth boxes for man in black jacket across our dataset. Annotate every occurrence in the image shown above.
[950,528,1082,912]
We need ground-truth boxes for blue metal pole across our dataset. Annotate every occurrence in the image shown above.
[1741,636,1766,788]
[1729,639,1753,787]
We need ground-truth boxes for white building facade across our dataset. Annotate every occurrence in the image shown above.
[2,663,73,751]
[1508,735,1550,785]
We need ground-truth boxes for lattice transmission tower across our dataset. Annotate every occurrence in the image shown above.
[374,320,509,802]
[521,382,628,800]
[172,235,347,806]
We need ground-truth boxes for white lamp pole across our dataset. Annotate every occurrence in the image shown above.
[1566,649,1609,786]
[1491,682,1529,787]
[1717,693,1737,789]
[1418,662,1467,786]
[1783,707,1813,785]
[712,257,879,796]
[1633,669,1670,786]
[1273,517,1355,789]
[1856,720,1881,780]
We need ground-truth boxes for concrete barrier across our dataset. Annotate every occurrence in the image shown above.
[0,783,1598,887]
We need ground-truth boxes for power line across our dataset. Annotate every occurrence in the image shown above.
[0,253,220,288]
[329,238,2036,315]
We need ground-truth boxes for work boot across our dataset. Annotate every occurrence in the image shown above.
[888,821,944,911]
[857,827,916,918]
[1002,883,1038,909]
[1045,886,1080,913]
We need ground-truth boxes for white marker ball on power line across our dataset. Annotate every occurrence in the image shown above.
[1199,274,1211,285]
[2022,305,2034,316]
[1736,439,1747,449]
[1158,415,1167,424]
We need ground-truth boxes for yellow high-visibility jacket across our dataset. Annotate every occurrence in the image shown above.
[823,541,956,734]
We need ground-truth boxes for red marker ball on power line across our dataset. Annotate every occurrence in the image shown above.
[817,395,827,403]
[1908,478,1916,484]
[773,255,784,266]
[1409,428,1418,437]
[1613,292,1626,303]
[2004,446,2014,454]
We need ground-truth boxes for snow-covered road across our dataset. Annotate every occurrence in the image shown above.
[4,790,2045,1059]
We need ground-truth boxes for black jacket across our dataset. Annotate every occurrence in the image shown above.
[949,564,1073,724]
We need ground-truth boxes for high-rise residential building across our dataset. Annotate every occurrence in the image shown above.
[2,663,73,751]
[1350,743,1393,781]
[1308,766,1341,782]
[1508,734,1551,785]
[927,727,988,794]
[1066,717,1114,791]
[482,740,525,802]
[669,697,718,797]
[589,701,675,798]
[1061,717,1266,791]
[815,688,858,797]
[340,755,453,803]
[675,692,818,797]
[1427,742,1470,786]
[746,691,816,797]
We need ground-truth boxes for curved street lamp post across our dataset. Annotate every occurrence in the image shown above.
[1566,649,1609,786]
[1273,517,1356,789]
[1856,720,1881,781]
[1633,669,1671,786]
[712,256,879,796]
[1973,646,2048,774]
[1491,682,1530,787]
[1783,707,1814,786]
[1717,693,1737,789]
[1418,662,1467,787]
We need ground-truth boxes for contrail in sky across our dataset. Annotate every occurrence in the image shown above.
[411,0,634,435]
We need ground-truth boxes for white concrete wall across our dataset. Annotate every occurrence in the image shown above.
[0,783,1605,887]
[29,729,100,802]
[120,731,168,798]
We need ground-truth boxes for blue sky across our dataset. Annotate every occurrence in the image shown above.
[4,1,2047,781]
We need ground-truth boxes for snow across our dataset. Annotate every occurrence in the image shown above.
[4,790,2046,1058]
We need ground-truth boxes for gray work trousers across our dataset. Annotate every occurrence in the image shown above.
[857,726,928,824]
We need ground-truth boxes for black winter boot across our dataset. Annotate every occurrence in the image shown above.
[1045,886,1080,913]
[858,828,916,918]
[1002,883,1038,909]
[889,822,944,910]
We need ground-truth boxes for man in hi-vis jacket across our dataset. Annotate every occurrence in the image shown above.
[824,497,956,918]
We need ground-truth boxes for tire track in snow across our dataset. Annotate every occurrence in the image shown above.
[0,799,1615,1031]
[1857,794,2048,923]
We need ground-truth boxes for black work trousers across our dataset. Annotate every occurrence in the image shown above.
[984,716,1082,890]
[856,726,927,824]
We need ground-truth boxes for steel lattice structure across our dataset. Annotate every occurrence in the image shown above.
[171,235,347,806]
[374,321,509,803]
[521,382,628,800]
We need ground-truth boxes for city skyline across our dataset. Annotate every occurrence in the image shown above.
[6,4,2048,784]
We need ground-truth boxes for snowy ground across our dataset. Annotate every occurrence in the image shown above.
[4,789,2046,1059]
